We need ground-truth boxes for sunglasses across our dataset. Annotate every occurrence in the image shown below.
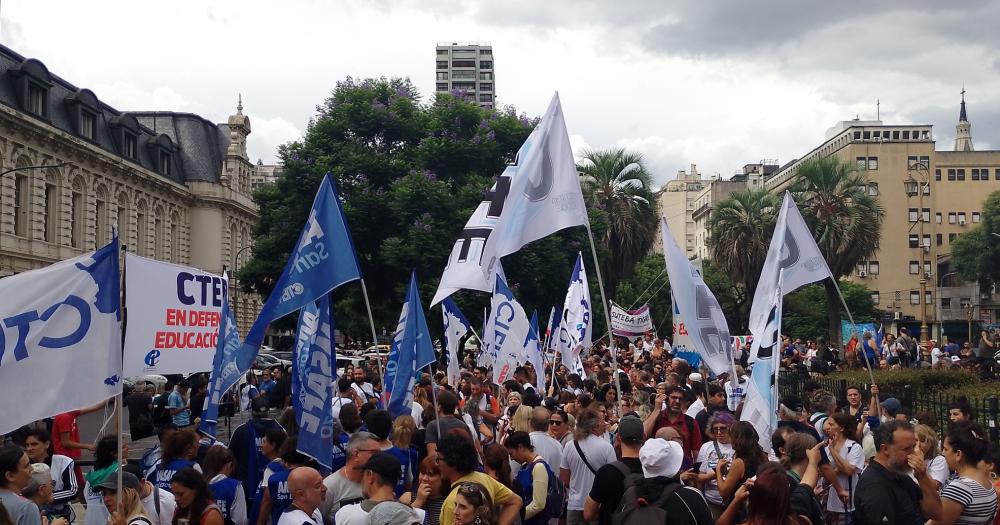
[549,419,564,425]
[711,426,728,432]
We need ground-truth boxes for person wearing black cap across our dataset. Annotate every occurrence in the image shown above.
[121,464,176,525]
[335,453,425,525]
[94,469,154,525]
[584,414,645,525]
[230,396,284,503]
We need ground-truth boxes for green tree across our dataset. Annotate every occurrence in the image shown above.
[707,188,780,329]
[783,280,879,341]
[952,191,1000,292]
[578,148,658,298]
[791,157,884,346]
[614,252,671,337]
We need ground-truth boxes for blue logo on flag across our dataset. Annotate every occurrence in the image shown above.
[144,349,161,367]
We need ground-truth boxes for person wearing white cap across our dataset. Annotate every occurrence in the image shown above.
[614,439,713,525]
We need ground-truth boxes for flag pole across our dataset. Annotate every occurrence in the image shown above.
[583,222,625,415]
[772,270,784,430]
[359,278,386,386]
[116,237,127,515]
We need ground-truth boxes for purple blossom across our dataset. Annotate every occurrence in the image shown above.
[486,130,496,141]
[291,152,301,161]
[423,170,437,182]
[373,100,386,111]
[395,86,412,98]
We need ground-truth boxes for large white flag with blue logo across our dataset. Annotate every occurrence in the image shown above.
[0,239,122,435]
[557,253,591,376]
[441,298,471,388]
[487,272,531,384]
[432,93,588,305]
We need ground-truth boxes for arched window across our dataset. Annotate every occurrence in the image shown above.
[70,177,85,248]
[169,211,180,263]
[135,199,148,255]
[116,192,130,245]
[95,184,109,247]
[13,156,31,237]
[43,168,60,243]
[153,205,164,259]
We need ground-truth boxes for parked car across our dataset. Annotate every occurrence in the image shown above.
[253,353,287,370]
[269,351,294,362]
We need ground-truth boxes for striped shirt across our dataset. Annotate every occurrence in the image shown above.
[941,476,998,525]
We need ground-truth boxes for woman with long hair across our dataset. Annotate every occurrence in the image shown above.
[499,406,532,445]
[84,436,129,525]
[453,482,497,525]
[718,462,804,525]
[914,423,950,490]
[400,456,448,525]
[149,430,200,491]
[387,415,420,497]
[481,444,515,492]
[201,446,247,525]
[931,421,997,525]
[21,429,78,520]
[99,473,153,525]
[823,412,864,524]
[716,421,768,502]
[171,468,223,525]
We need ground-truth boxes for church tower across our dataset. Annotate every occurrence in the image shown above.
[954,88,974,152]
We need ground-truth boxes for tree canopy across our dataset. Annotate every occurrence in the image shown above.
[952,190,1000,292]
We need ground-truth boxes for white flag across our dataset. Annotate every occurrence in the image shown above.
[431,93,588,305]
[660,217,737,380]
[525,311,546,394]
[441,298,471,388]
[748,192,832,361]
[741,271,784,452]
[0,240,122,435]
[486,272,532,384]
[557,253,592,372]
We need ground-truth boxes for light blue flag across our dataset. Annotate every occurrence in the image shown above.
[383,272,434,419]
[525,310,545,394]
[291,295,336,469]
[240,174,361,374]
[442,298,471,387]
[198,284,242,439]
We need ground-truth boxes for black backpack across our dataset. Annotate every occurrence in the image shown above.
[613,481,683,525]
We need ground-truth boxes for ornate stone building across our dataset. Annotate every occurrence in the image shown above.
[0,44,260,331]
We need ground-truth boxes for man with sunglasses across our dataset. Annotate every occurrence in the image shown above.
[320,432,380,525]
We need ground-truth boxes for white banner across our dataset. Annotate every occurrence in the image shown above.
[556,253,592,370]
[432,93,588,305]
[123,253,227,377]
[0,240,122,435]
[610,303,653,337]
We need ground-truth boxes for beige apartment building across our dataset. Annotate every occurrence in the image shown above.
[0,44,261,332]
[654,164,704,256]
[765,94,998,341]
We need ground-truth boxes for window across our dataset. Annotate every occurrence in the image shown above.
[948,168,956,181]
[936,233,943,246]
[436,72,448,80]
[154,218,163,259]
[480,72,493,80]
[902,130,910,139]
[13,174,28,237]
[452,82,475,90]
[479,60,492,69]
[942,298,952,309]
[479,49,491,55]
[910,291,920,305]
[80,111,95,140]
[853,131,861,140]
[869,261,880,275]
[908,208,918,222]
[948,212,957,224]
[972,168,981,180]
[949,233,958,242]
[922,208,930,223]
[996,168,1000,181]
[957,168,965,181]
[908,156,918,168]
[893,131,900,140]
[159,151,171,175]
[973,212,981,223]
[936,212,942,224]
[856,157,866,170]
[436,49,448,55]
[909,260,919,274]
[958,212,967,224]
[436,83,448,91]
[96,197,107,247]
[43,182,57,242]
[871,292,880,305]
[452,60,476,67]
[857,262,866,275]
[71,189,83,248]
[436,61,448,69]
[923,234,931,248]
[867,157,878,170]
[908,234,919,248]
[479,93,492,102]
[863,131,871,140]
[925,291,933,305]
[136,211,147,255]
[919,155,930,168]
[924,261,932,274]
[935,169,941,181]
[868,183,879,196]
[123,132,137,159]
[169,223,178,263]
[27,84,46,116]
[479,83,493,91]
[452,70,475,79]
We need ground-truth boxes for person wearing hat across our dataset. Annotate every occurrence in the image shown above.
[95,469,154,525]
[616,439,713,525]
[365,502,423,525]
[230,396,284,505]
[276,467,326,525]
[335,453,425,525]
[582,415,645,525]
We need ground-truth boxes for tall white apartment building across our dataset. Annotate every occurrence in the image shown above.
[435,42,495,109]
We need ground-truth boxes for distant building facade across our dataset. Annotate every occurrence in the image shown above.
[435,42,495,109]
[654,164,704,256]
[0,44,261,332]
[252,160,282,191]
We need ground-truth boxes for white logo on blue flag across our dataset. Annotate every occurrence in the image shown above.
[198,277,242,439]
[292,295,336,469]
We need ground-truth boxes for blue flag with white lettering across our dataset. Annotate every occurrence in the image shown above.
[383,272,434,419]
[291,295,336,469]
[240,174,361,379]
[198,283,242,439]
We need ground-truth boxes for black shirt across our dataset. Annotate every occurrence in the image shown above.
[629,477,714,525]
[854,460,925,525]
[589,457,642,525]
[125,392,153,426]
[787,472,823,525]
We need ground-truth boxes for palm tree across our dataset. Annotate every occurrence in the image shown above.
[707,188,781,330]
[790,156,884,346]
[577,148,658,297]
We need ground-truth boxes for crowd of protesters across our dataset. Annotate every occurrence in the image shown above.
[1,332,999,525]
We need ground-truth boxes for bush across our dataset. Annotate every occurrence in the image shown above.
[825,368,980,396]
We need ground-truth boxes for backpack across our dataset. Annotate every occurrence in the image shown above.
[613,481,683,525]
[152,393,171,428]
[514,458,566,524]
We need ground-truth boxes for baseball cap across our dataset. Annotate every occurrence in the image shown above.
[779,394,803,413]
[251,396,270,415]
[617,415,645,444]
[880,397,901,415]
[638,438,683,478]
[367,501,423,525]
[96,469,141,492]
[359,452,402,483]
[688,373,703,382]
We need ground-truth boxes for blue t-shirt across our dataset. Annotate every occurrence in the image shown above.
[168,391,190,426]
[209,476,241,523]
[267,467,295,525]
[385,446,419,497]
[148,459,197,491]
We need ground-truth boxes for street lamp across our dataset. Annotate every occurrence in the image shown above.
[905,161,931,346]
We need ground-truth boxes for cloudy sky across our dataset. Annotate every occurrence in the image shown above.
[3,0,998,186]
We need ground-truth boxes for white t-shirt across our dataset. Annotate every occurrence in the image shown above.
[695,441,734,505]
[725,379,748,412]
[685,398,705,418]
[530,431,563,474]
[141,484,178,525]
[825,440,865,513]
[915,455,950,488]
[931,347,942,365]
[83,481,109,525]
[277,508,323,525]
[560,435,616,510]
[411,402,424,429]
[351,382,376,402]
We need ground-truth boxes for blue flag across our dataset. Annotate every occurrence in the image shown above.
[240,174,361,377]
[383,272,434,419]
[442,298,471,388]
[291,295,336,469]
[198,283,242,439]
